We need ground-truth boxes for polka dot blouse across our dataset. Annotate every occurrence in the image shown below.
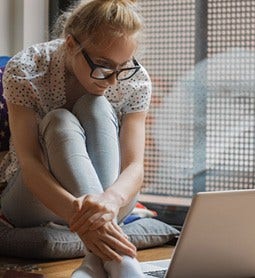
[0,39,152,183]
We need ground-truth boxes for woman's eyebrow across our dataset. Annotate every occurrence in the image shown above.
[97,56,131,67]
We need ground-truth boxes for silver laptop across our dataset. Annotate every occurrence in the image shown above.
[140,189,255,278]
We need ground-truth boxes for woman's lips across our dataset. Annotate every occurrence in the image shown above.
[95,83,108,90]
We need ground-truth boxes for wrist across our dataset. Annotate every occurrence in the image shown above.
[68,196,85,225]
[103,189,126,208]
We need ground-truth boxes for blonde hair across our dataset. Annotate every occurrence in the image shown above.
[53,0,143,44]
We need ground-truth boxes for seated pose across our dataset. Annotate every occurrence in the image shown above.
[0,0,151,277]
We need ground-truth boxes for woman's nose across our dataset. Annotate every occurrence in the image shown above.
[107,73,117,86]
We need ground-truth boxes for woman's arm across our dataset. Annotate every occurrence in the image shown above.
[7,102,76,222]
[106,111,147,205]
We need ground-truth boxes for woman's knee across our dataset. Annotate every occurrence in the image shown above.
[40,108,83,140]
[73,95,118,126]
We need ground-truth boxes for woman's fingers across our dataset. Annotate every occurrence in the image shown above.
[70,208,97,231]
[70,210,112,232]
[88,212,115,230]
[69,195,89,227]
[99,223,137,257]
[95,240,123,262]
[84,240,113,261]
[102,233,136,258]
[110,222,136,251]
[79,228,125,262]
[112,221,127,235]
[79,222,136,261]
[70,202,116,232]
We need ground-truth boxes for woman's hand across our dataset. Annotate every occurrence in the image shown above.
[70,193,120,233]
[78,221,136,262]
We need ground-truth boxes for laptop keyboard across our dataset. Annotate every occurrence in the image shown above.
[144,269,167,277]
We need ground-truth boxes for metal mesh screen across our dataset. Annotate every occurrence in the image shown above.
[139,0,255,198]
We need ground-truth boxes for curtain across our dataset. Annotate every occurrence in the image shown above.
[0,0,49,56]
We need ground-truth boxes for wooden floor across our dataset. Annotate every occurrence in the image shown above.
[0,245,174,277]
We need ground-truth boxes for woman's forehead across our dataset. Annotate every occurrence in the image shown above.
[84,35,138,64]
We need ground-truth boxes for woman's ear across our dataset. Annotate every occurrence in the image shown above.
[65,34,77,55]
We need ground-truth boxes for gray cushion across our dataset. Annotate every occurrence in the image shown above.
[122,218,179,249]
[0,218,179,259]
[0,224,85,259]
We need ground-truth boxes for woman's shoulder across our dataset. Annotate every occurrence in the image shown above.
[105,62,152,115]
[2,39,66,111]
[121,63,152,92]
[14,38,64,58]
[5,39,65,74]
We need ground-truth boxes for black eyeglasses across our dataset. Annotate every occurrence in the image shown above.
[72,36,141,81]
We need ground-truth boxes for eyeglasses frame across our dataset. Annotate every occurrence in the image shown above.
[72,35,141,81]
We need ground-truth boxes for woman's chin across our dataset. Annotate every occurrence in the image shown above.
[88,88,106,96]
[91,84,108,95]
[90,91,105,96]
[83,83,108,96]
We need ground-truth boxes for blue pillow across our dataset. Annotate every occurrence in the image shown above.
[0,66,10,151]
[0,56,11,67]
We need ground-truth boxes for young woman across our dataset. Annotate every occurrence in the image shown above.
[0,0,151,276]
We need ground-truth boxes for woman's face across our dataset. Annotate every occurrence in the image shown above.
[68,34,138,96]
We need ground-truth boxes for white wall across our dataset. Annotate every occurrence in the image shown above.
[0,0,49,56]
[0,0,12,55]
[23,0,49,49]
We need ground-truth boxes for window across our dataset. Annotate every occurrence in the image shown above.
[139,0,255,204]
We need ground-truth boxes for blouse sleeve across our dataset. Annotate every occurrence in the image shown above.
[120,65,152,114]
[3,48,47,110]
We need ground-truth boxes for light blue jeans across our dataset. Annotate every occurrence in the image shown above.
[1,94,136,227]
